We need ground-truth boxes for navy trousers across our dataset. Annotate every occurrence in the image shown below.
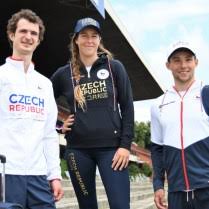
[168,187,209,209]
[5,175,56,209]
[66,147,130,209]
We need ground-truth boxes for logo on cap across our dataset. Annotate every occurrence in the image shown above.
[81,18,98,28]
[172,41,189,49]
[74,17,100,33]
[167,40,196,60]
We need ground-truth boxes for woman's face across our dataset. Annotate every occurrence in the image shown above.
[75,27,101,59]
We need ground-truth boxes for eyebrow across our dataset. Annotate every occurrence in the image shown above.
[18,29,39,35]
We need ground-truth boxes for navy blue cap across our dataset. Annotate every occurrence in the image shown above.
[74,17,101,34]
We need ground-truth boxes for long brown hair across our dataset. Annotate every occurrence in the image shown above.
[69,33,113,110]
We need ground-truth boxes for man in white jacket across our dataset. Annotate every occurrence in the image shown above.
[0,9,63,208]
[151,41,209,209]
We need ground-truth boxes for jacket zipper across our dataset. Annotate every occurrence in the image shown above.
[180,99,190,191]
[173,81,195,191]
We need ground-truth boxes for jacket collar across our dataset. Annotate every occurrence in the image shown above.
[79,53,108,74]
[6,57,35,74]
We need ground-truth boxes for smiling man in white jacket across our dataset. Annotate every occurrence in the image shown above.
[0,9,63,208]
[151,41,209,209]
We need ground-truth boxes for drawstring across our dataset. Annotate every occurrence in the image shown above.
[107,59,116,111]
[70,59,117,112]
[185,190,195,202]
[159,90,168,111]
[70,62,77,113]
[192,190,194,200]
[187,191,189,202]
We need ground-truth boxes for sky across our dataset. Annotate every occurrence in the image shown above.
[108,0,209,122]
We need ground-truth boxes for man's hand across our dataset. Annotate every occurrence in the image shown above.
[50,179,64,202]
[154,189,167,209]
[111,148,130,171]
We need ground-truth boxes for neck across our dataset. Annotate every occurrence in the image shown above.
[80,54,98,67]
[12,52,32,73]
[174,79,195,91]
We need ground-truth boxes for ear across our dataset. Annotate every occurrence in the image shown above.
[73,33,79,45]
[195,58,198,67]
[166,61,170,71]
[8,33,15,42]
[37,39,40,46]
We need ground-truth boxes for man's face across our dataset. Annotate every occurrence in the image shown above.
[9,18,40,56]
[166,50,198,85]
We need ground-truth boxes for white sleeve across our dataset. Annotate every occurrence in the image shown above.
[151,102,163,145]
[43,83,61,180]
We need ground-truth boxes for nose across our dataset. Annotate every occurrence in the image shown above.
[86,37,94,42]
[25,31,32,39]
[180,60,187,68]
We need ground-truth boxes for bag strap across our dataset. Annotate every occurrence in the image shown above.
[201,85,209,116]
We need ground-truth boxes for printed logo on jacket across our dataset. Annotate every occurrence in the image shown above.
[78,68,112,101]
[8,93,45,120]
[80,80,108,101]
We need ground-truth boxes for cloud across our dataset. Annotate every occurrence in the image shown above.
[110,0,209,42]
[110,0,209,121]
[110,0,209,86]
[147,26,209,86]
[134,100,153,122]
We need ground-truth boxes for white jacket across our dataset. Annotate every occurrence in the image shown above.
[0,58,61,180]
[151,80,209,149]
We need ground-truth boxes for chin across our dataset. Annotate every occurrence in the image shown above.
[84,53,95,57]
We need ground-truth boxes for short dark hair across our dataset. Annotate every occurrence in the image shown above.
[7,9,45,45]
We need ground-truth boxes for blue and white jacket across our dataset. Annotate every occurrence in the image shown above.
[151,80,209,192]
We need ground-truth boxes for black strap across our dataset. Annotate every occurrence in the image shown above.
[201,85,209,116]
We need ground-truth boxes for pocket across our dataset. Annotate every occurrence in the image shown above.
[72,107,121,139]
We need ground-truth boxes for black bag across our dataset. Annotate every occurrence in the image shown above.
[201,85,209,116]
[0,155,23,209]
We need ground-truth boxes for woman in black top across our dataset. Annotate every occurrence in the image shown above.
[51,17,134,209]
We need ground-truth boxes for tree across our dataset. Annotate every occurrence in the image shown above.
[134,121,151,150]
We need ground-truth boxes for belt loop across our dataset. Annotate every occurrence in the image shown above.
[187,191,189,202]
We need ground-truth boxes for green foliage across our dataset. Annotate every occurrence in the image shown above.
[140,163,152,177]
[134,121,151,150]
[129,162,152,179]
[60,159,68,178]
[128,162,141,179]
[128,121,152,178]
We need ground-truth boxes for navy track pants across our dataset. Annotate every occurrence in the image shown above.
[66,147,130,209]
[168,187,209,209]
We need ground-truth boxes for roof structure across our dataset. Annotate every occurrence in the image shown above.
[0,0,164,101]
